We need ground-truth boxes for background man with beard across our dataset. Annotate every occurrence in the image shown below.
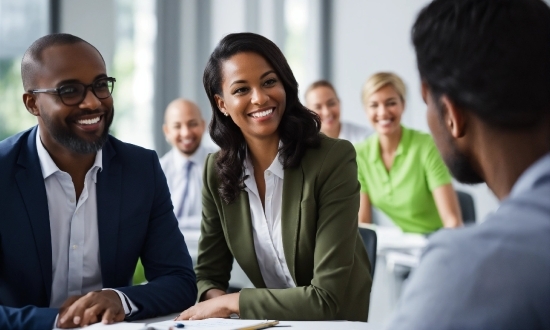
[0,33,197,329]
[160,98,217,232]
[387,0,550,329]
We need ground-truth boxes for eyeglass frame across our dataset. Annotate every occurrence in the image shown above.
[28,77,116,106]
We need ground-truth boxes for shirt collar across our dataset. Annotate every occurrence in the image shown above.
[367,125,409,162]
[243,142,285,181]
[171,144,205,168]
[35,126,103,181]
[509,152,550,198]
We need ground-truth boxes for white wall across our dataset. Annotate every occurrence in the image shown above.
[60,0,116,71]
[331,0,499,221]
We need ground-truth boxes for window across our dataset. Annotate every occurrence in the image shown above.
[0,0,49,140]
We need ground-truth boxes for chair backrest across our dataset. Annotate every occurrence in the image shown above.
[358,227,377,277]
[456,190,476,225]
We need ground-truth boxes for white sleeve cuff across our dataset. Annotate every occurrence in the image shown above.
[103,288,139,317]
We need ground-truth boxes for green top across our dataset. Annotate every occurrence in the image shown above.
[355,126,452,233]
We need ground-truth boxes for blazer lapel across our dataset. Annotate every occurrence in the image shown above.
[15,127,53,302]
[224,191,266,288]
[281,164,304,284]
[96,139,122,287]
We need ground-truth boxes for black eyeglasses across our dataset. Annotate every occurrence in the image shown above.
[29,77,116,106]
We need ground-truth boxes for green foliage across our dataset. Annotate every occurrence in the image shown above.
[0,58,37,141]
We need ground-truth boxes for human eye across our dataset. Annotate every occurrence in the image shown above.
[94,79,110,91]
[263,77,278,87]
[58,84,81,96]
[232,86,249,95]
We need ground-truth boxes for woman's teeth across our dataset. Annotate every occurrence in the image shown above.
[251,108,273,118]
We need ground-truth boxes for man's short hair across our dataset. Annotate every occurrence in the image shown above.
[412,0,550,129]
[21,33,104,91]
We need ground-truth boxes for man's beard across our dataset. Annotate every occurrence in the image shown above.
[42,107,114,154]
[442,128,484,185]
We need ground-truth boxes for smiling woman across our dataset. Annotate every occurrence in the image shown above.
[175,32,373,322]
[356,72,463,233]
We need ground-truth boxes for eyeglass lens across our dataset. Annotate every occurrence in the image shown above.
[59,78,114,105]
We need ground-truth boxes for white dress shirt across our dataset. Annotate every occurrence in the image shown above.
[160,144,217,231]
[35,129,136,316]
[243,150,295,289]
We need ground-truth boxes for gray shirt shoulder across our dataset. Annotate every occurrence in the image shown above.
[387,181,550,330]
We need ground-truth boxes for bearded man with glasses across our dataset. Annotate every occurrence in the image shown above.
[0,33,197,329]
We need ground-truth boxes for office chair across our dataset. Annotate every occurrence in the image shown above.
[456,190,476,225]
[358,227,377,277]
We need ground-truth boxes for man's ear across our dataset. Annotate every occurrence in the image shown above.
[440,95,466,139]
[23,93,39,116]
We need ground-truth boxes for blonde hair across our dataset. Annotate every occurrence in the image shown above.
[361,72,407,106]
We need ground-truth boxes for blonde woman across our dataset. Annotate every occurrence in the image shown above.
[356,72,462,233]
[305,80,372,144]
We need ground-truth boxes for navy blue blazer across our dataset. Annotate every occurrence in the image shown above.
[0,126,197,329]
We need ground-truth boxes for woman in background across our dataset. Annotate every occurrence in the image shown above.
[176,32,372,321]
[356,72,462,233]
[305,80,372,144]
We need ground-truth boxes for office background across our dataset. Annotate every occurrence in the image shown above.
[4,0,543,224]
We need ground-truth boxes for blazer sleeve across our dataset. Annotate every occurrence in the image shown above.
[239,140,364,320]
[0,305,58,330]
[195,153,235,300]
[118,151,197,320]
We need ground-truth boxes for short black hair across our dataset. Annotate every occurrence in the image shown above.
[21,33,104,91]
[203,32,321,204]
[412,0,550,129]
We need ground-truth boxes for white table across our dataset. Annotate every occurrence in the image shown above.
[136,314,384,330]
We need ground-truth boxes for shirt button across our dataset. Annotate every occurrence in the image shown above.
[72,244,78,250]
[69,199,75,203]
[267,172,271,176]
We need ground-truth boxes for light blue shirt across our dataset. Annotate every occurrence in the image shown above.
[160,144,217,231]
[387,153,550,330]
[35,129,137,321]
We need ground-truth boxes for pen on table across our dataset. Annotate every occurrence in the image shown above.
[168,322,185,329]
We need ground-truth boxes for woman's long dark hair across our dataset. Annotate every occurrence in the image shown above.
[204,32,321,204]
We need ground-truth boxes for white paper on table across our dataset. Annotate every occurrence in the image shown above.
[147,318,277,330]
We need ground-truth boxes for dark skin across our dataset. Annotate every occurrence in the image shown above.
[177,52,286,321]
[22,42,124,327]
[423,82,550,200]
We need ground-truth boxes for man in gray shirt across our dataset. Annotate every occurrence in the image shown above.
[387,0,550,329]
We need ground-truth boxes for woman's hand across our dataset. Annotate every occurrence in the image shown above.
[175,292,240,321]
[433,184,463,228]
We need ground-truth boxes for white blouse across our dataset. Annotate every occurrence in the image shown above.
[242,151,295,289]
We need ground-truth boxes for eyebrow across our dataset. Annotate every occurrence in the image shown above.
[229,70,275,87]
[370,97,397,104]
[56,74,108,87]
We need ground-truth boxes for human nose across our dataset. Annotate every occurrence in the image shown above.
[180,125,190,137]
[79,88,102,109]
[375,104,388,117]
[251,87,269,106]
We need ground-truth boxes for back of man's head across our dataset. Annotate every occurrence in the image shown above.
[21,33,103,91]
[412,0,550,130]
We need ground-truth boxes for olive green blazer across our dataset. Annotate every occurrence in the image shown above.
[195,135,372,321]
